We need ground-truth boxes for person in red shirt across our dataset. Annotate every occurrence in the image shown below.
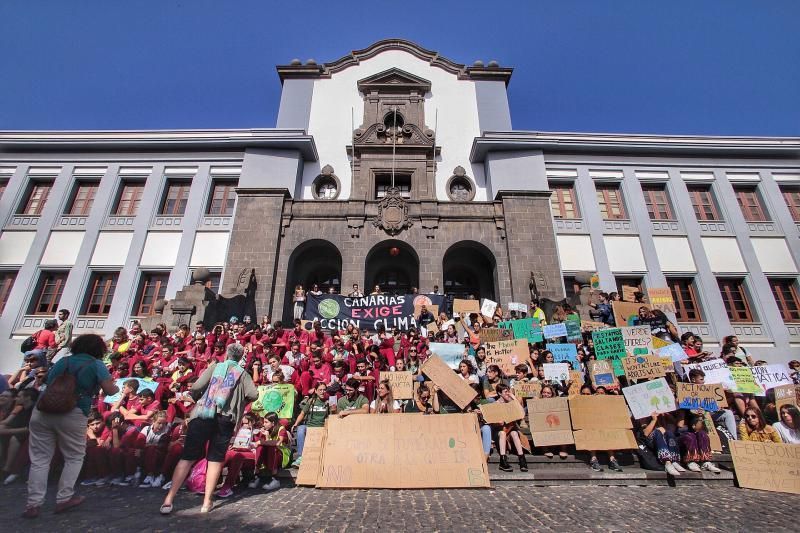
[121,389,160,428]
[80,411,113,486]
[286,320,310,351]
[107,413,142,486]
[25,320,58,359]
[298,351,332,396]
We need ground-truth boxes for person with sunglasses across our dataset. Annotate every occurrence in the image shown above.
[738,407,782,442]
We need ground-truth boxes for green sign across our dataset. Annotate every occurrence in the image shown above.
[498,318,543,343]
[253,383,296,420]
[592,328,627,377]
[565,317,582,342]
[729,367,761,394]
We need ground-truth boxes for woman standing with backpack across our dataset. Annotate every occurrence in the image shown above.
[25,334,119,519]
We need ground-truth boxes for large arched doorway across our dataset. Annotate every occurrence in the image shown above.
[364,240,419,296]
[443,241,497,310]
[283,240,342,320]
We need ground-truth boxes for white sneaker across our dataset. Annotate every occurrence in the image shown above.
[111,477,129,486]
[80,478,97,486]
[665,463,681,476]
[94,477,111,487]
[687,462,701,472]
[702,461,721,473]
[672,463,686,473]
[151,474,165,488]
[142,475,154,486]
[162,481,173,490]
[248,478,260,489]
[3,474,19,485]
[262,478,280,492]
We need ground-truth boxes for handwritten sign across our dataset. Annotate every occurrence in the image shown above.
[587,359,619,390]
[513,381,542,398]
[622,355,666,382]
[543,363,570,382]
[254,383,296,420]
[507,302,528,313]
[774,384,800,412]
[479,400,525,424]
[677,382,728,411]
[527,398,573,446]
[656,342,688,363]
[479,328,513,343]
[730,441,800,494]
[580,320,608,332]
[622,285,638,303]
[683,360,736,391]
[565,317,582,342]
[729,366,761,394]
[546,343,579,369]
[453,299,480,314]
[647,288,676,313]
[568,370,585,397]
[484,339,530,376]
[317,414,489,488]
[620,325,652,357]
[612,301,648,328]
[592,327,627,376]
[295,427,326,486]
[543,323,567,339]
[380,371,414,400]
[498,318,543,343]
[480,298,498,319]
[751,364,793,396]
[622,378,677,419]
[421,355,477,410]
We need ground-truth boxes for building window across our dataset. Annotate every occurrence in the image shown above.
[66,181,99,216]
[0,180,7,200]
[19,181,53,215]
[563,276,581,299]
[595,183,627,220]
[115,181,145,216]
[160,180,191,215]
[615,277,642,301]
[717,278,754,323]
[769,278,800,323]
[0,271,16,316]
[82,272,119,316]
[667,277,702,322]
[734,186,769,222]
[550,183,580,219]
[133,272,169,316]
[781,187,800,222]
[208,180,237,214]
[192,270,221,293]
[686,185,721,221]
[641,184,675,221]
[30,271,67,315]
[375,175,411,199]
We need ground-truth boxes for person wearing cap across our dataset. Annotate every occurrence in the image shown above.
[159,343,258,515]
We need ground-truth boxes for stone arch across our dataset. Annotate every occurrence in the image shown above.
[364,239,420,296]
[283,239,343,320]
[442,240,498,309]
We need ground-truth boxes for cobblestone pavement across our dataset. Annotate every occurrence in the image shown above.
[0,482,796,532]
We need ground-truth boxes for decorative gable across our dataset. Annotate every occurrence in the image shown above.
[357,68,432,94]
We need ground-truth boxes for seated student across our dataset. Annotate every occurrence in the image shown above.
[0,388,39,485]
[469,345,488,378]
[291,382,330,467]
[81,411,113,486]
[739,407,782,442]
[639,413,685,476]
[122,388,160,427]
[253,412,290,492]
[509,363,530,388]
[687,368,737,439]
[336,379,369,417]
[166,376,197,423]
[456,360,479,386]
[139,411,171,488]
[107,412,143,486]
[539,385,569,459]
[491,384,527,473]
[481,365,506,401]
[154,419,188,489]
[579,385,623,473]
[216,413,261,498]
[369,380,402,414]
[679,414,721,473]
[773,404,800,444]
[405,383,439,414]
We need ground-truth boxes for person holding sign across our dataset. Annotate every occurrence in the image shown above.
[404,382,439,414]
[491,384,528,472]
[738,407,782,443]
[639,413,685,476]
[291,382,329,467]
[481,365,506,401]
[773,405,800,444]
[679,414,721,473]
[539,385,569,459]
[369,380,401,413]
[579,386,624,473]
[687,368,738,439]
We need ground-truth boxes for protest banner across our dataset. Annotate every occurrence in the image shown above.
[612,301,649,327]
[587,359,619,390]
[543,363,570,382]
[565,317,582,342]
[569,395,636,450]
[527,398,573,446]
[729,366,762,394]
[421,355,477,410]
[513,381,542,399]
[622,285,638,303]
[622,378,677,419]
[498,318,543,343]
[480,298,498,319]
[647,288,676,313]
[656,342,688,363]
[103,378,159,404]
[479,328,513,343]
[568,370,584,396]
[253,383,296,420]
[317,414,489,489]
[620,325,653,357]
[296,427,326,486]
[543,323,568,339]
[306,293,445,331]
[683,360,736,391]
[774,384,800,412]
[580,320,608,332]
[507,302,528,313]
[622,355,666,382]
[751,364,793,396]
[380,371,414,400]
[453,299,480,314]
[546,343,579,369]
[730,441,800,494]
[479,400,525,424]
[592,327,627,376]
[676,383,728,411]
[484,339,531,376]
[429,342,466,369]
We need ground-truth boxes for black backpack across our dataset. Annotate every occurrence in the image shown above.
[20,331,39,353]
[634,429,664,471]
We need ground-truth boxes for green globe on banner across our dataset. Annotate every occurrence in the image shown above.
[261,389,284,413]
[318,299,341,319]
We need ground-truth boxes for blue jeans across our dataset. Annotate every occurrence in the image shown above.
[712,409,738,440]
[295,424,307,457]
[480,424,492,455]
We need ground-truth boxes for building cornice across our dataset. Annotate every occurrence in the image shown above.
[0,129,318,161]
[277,38,513,86]
[470,131,800,162]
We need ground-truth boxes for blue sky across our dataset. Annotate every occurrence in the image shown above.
[1,1,798,135]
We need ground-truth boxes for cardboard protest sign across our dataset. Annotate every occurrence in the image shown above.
[453,299,480,314]
[592,327,627,376]
[647,288,676,313]
[507,302,528,313]
[498,318,543,343]
[651,336,672,350]
[622,285,638,303]
[380,371,414,400]
[421,355,477,410]
[580,320,608,332]
[295,427,326,486]
[683,360,736,391]
[565,317,582,342]
[730,441,800,494]
[546,343,579,369]
[656,342,687,363]
[543,323,568,339]
[612,301,649,328]
[254,383,296,420]
[480,298,498,319]
[527,398,573,446]
[484,339,531,376]
[543,363,570,382]
[774,384,800,412]
[660,356,675,373]
[479,328,513,343]
[622,355,666,382]
[513,381,542,399]
[729,366,761,394]
[677,382,728,411]
[103,378,159,404]
[479,400,525,424]
[751,364,793,396]
[424,320,439,334]
[587,359,619,390]
[703,411,723,452]
[620,325,653,357]
[569,395,635,450]
[622,378,677,419]
[568,370,585,397]
[573,428,638,451]
[429,342,466,369]
[318,414,489,489]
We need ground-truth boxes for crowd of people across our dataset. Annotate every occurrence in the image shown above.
[2,288,800,516]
